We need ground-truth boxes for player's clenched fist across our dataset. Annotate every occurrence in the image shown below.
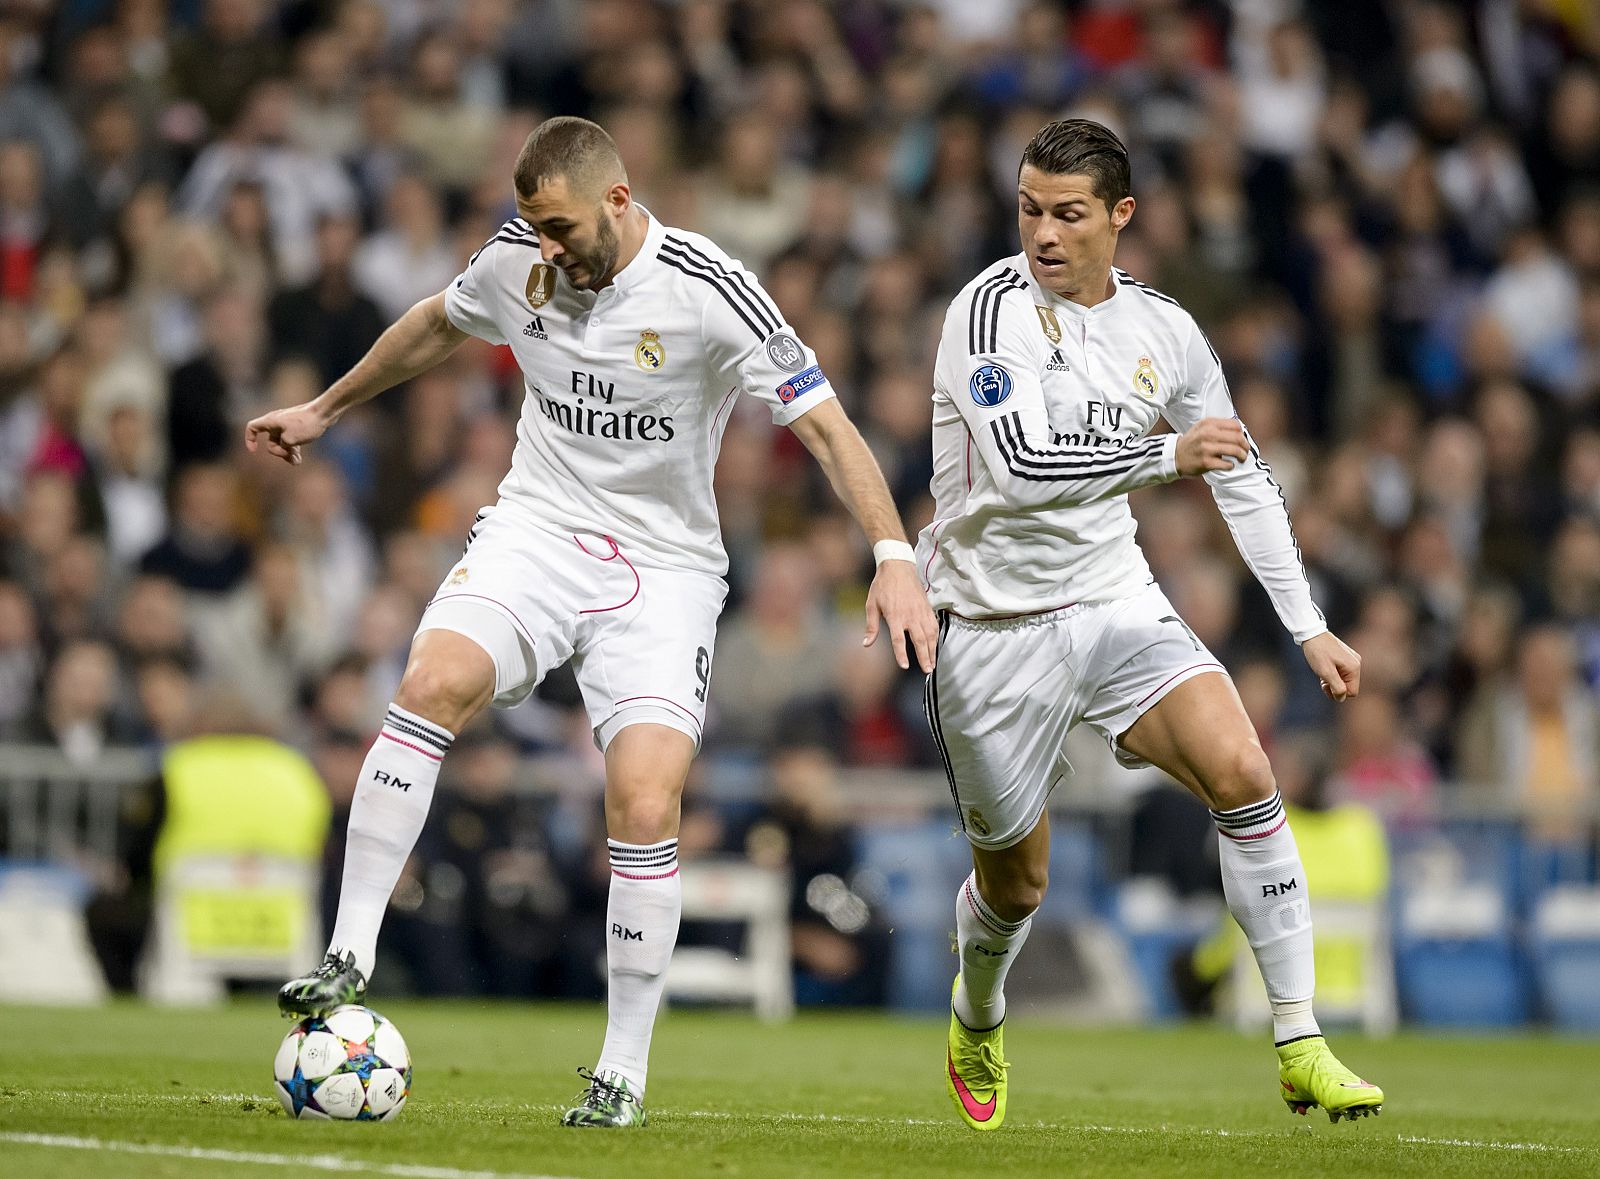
[245,403,333,465]
[1175,417,1249,476]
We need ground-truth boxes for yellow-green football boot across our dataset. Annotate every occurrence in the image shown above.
[1277,1035,1383,1122]
[945,978,1009,1131]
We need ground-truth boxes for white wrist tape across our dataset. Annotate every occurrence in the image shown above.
[873,539,916,566]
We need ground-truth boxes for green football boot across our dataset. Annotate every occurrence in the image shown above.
[561,1068,647,1128]
[1277,1035,1384,1122]
[945,978,1009,1131]
[277,949,367,1017]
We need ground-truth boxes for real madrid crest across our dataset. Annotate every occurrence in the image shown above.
[635,329,665,372]
[1133,355,1159,399]
[525,263,556,309]
[447,566,469,586]
[1035,305,1062,346]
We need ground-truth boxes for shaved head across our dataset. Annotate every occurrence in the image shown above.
[513,116,627,201]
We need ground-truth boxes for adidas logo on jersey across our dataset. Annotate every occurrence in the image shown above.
[522,315,547,340]
[1046,349,1070,373]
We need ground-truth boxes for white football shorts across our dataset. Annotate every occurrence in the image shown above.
[926,582,1226,849]
[416,503,726,750]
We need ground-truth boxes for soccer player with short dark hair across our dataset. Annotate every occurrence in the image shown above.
[921,118,1383,1129]
[250,116,937,1128]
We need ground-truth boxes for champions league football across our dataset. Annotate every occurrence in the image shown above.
[272,1006,411,1122]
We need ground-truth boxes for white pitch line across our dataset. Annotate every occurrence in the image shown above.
[0,1132,578,1179]
[1392,1134,1580,1154]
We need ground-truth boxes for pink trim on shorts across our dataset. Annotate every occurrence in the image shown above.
[1135,662,1226,708]
[574,535,642,614]
[612,866,681,880]
[379,731,444,762]
[613,694,701,728]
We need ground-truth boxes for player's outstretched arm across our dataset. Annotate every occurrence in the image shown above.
[787,399,939,674]
[1168,320,1328,644]
[1302,631,1361,701]
[245,292,468,465]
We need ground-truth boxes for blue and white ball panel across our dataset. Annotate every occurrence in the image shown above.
[314,1072,367,1119]
[272,1031,301,1084]
[366,1068,407,1118]
[372,1019,409,1070]
[970,363,1013,407]
[296,1030,345,1081]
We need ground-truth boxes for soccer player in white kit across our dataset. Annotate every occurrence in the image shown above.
[922,120,1383,1130]
[247,117,937,1127]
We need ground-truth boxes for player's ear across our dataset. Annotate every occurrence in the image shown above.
[603,181,631,218]
[1111,196,1135,233]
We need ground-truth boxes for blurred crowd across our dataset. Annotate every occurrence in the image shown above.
[1,0,1599,994]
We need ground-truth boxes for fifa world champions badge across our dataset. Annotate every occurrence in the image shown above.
[1035,305,1062,345]
[526,263,556,309]
[635,329,666,371]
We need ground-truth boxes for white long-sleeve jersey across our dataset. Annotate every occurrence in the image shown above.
[443,209,834,574]
[915,256,1326,642]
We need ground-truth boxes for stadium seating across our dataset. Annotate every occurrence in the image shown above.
[665,858,793,1022]
[1393,882,1531,1027]
[0,862,108,1005]
[1113,877,1224,1021]
[854,820,975,1013]
[1530,885,1600,1033]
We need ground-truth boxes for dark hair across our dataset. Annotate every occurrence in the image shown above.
[1019,119,1131,212]
[513,116,626,199]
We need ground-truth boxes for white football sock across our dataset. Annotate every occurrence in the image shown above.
[953,871,1034,1031]
[327,705,452,978]
[1211,790,1321,1043]
[595,839,682,1095]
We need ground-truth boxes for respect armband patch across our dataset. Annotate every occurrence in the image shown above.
[777,364,828,404]
[970,363,1013,407]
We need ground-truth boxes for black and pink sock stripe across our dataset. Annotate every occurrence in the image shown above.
[609,839,679,881]
[380,707,454,762]
[963,875,1029,937]
[1211,790,1286,841]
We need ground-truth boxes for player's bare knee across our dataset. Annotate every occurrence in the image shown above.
[1206,743,1276,811]
[394,656,492,734]
[606,788,681,844]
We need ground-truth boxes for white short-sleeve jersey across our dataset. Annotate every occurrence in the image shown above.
[443,210,835,574]
[916,256,1326,641]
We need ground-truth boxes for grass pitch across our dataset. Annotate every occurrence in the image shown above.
[1,1000,1597,1178]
